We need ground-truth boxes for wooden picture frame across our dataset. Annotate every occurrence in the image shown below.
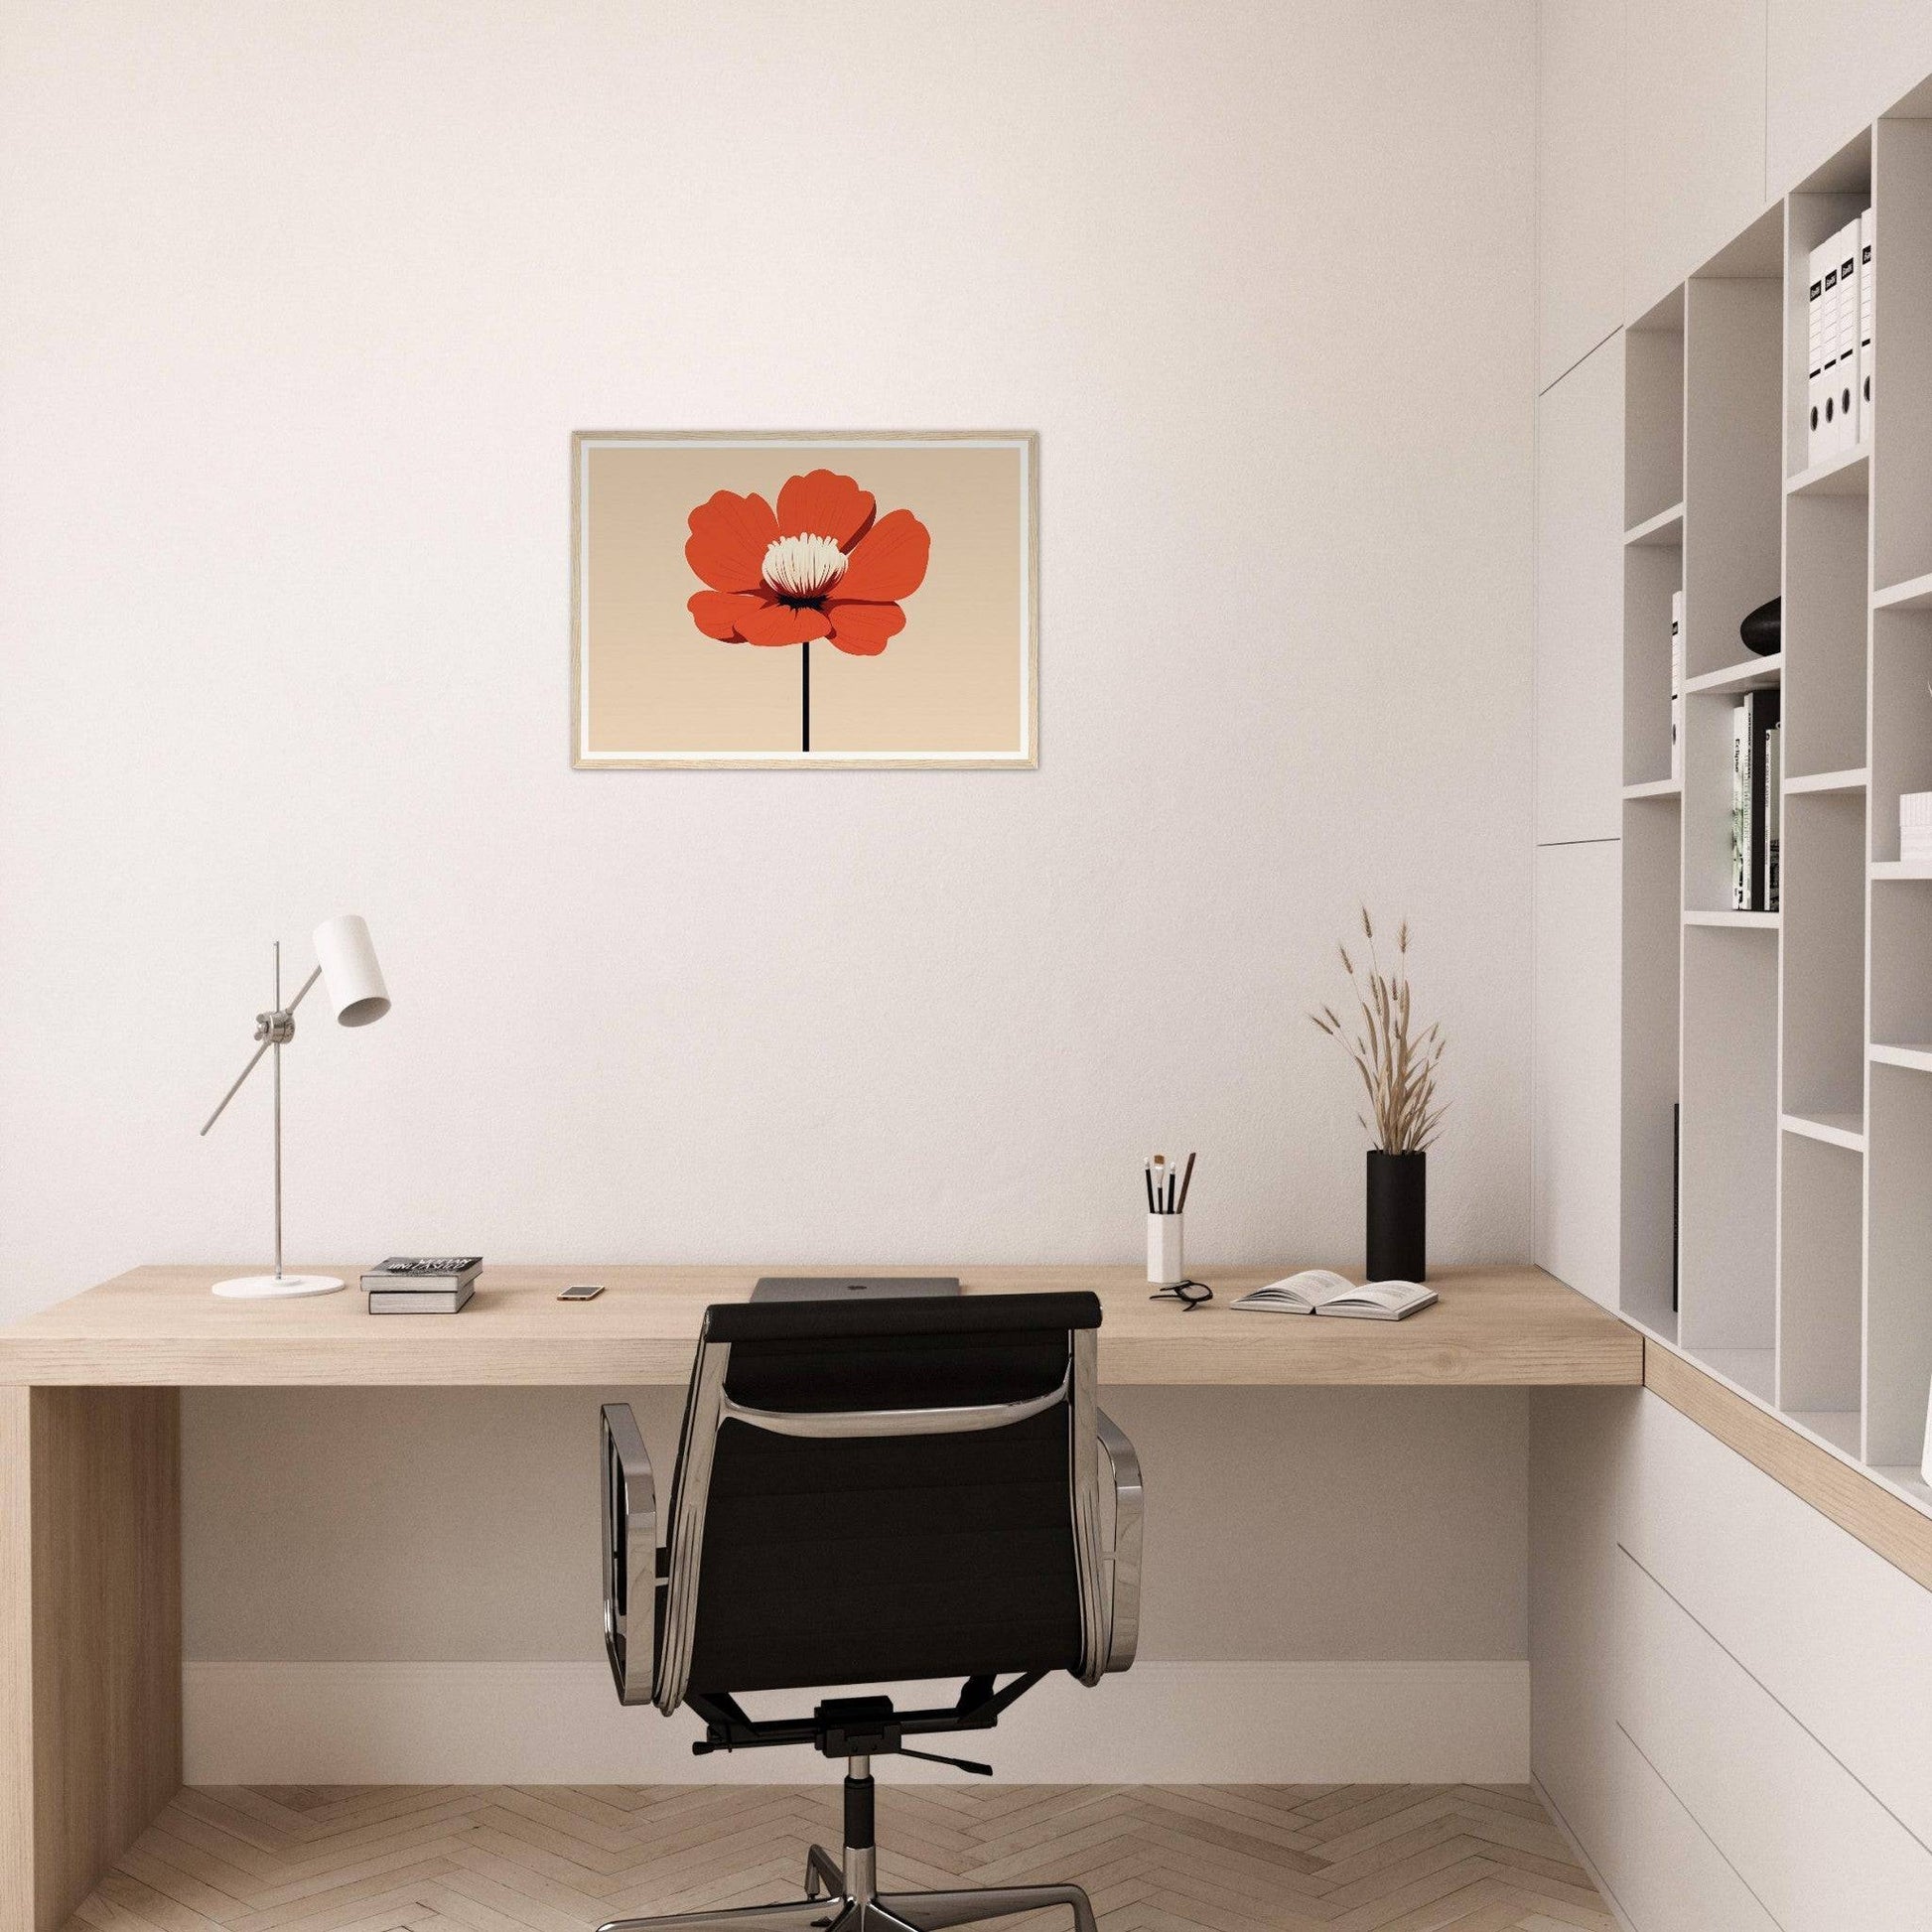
[571,430,1038,768]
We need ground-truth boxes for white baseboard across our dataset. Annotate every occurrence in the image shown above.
[184,1660,1528,1785]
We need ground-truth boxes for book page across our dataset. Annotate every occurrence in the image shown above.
[1335,1282,1428,1310]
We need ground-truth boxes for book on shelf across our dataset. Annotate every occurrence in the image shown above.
[360,1256,483,1291]
[1765,721,1781,911]
[1808,220,1863,463]
[1860,206,1874,439]
[1900,790,1932,864]
[1229,1270,1437,1320]
[1835,218,1861,455]
[1730,703,1749,907]
[1807,238,1828,465]
[1728,690,1781,910]
[367,1281,475,1314]
[1671,1101,1680,1316]
[1670,590,1683,780]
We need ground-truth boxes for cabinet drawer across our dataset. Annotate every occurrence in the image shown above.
[1620,1389,1932,1844]
[1615,1547,1932,1928]
[1601,1723,1778,1932]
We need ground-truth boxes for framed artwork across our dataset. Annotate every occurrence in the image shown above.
[572,431,1038,768]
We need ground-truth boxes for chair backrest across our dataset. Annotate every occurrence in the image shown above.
[652,1291,1106,1713]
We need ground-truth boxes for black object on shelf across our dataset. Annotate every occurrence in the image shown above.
[1366,1149,1426,1283]
[1671,1102,1680,1315]
[1740,595,1781,656]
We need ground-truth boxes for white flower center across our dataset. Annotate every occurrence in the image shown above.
[760,532,849,600]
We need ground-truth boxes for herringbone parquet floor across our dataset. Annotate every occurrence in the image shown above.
[67,1785,1616,1932]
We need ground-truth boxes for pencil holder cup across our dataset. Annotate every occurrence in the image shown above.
[1147,1212,1185,1287]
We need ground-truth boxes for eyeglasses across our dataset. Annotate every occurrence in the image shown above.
[1149,1279,1214,1311]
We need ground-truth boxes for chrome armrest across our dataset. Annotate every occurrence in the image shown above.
[601,1403,658,1707]
[1095,1407,1143,1672]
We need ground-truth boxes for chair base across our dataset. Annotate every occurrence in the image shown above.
[596,1844,1098,1932]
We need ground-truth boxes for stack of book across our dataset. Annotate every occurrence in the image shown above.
[1901,792,1932,866]
[1807,208,1873,465]
[361,1256,483,1313]
[1730,691,1781,911]
[1670,590,1684,780]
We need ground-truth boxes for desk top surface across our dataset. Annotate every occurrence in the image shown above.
[0,1263,1640,1387]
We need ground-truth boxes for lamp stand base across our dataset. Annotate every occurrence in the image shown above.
[210,1273,345,1300]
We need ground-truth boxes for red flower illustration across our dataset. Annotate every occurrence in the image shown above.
[684,469,930,657]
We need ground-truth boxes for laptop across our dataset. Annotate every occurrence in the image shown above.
[751,1276,962,1302]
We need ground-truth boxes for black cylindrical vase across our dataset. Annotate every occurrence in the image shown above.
[1366,1150,1426,1282]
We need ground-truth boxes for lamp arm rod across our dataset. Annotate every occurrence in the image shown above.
[284,964,323,1015]
[200,1039,272,1137]
[198,966,323,1136]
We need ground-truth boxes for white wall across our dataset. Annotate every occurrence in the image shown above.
[0,1,1540,1767]
[182,1383,1529,1663]
[0,1,1537,1322]
[177,1381,1536,1782]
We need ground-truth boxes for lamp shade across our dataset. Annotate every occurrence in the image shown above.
[312,914,390,1027]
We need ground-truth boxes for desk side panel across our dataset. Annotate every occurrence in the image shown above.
[1,1390,31,1932]
[28,1388,182,1932]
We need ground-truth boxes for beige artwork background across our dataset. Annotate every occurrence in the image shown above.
[577,437,1032,761]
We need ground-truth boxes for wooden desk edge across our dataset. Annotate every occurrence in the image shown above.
[0,1262,1641,1388]
[0,1336,1645,1383]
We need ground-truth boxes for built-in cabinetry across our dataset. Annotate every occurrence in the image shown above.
[1619,81,1932,1512]
[1532,1383,1932,1930]
[1532,22,1932,1929]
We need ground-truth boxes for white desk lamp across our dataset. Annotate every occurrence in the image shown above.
[200,913,390,1300]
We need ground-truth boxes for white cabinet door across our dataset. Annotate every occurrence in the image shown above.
[1769,1,1932,195]
[1603,1725,1782,1932]
[1625,0,1769,315]
[1617,1545,1932,1928]
[1539,0,1624,388]
[1621,1390,1932,1849]
[1534,841,1622,1307]
[1536,337,1624,844]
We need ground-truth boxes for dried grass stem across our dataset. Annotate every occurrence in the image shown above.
[1310,906,1448,1153]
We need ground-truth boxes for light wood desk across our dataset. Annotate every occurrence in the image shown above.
[0,1262,1636,1932]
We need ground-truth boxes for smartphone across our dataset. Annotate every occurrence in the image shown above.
[558,1283,605,1302]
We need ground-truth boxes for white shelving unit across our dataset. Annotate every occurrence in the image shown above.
[1619,89,1932,1517]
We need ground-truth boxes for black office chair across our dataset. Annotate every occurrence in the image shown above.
[597,1291,1143,1932]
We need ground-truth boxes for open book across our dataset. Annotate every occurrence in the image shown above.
[1230,1270,1438,1320]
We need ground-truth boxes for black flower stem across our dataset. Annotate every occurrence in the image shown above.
[801,640,811,754]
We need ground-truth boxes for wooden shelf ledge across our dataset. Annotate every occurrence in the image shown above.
[1645,1341,1932,1591]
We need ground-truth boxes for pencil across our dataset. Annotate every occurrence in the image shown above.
[1176,1150,1197,1212]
